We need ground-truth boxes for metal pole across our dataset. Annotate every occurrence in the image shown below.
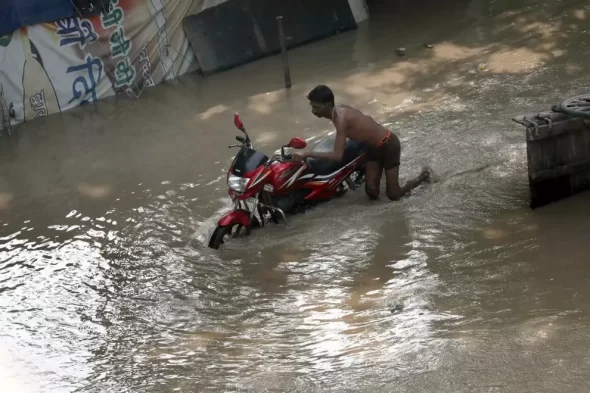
[276,16,292,89]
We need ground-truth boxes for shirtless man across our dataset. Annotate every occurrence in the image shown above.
[293,85,432,201]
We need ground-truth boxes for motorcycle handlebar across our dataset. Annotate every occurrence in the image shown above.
[229,135,251,149]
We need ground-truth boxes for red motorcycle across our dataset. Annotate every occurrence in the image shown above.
[208,113,367,249]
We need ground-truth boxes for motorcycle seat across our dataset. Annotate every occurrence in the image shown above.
[305,135,367,176]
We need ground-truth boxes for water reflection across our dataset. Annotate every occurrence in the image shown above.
[1,0,590,391]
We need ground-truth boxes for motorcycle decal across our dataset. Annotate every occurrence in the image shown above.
[314,157,363,180]
[315,168,347,180]
[280,165,308,189]
[306,180,328,187]
[278,167,298,182]
[280,170,313,183]
[250,169,270,188]
[328,178,342,189]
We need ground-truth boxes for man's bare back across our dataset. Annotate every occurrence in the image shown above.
[295,85,433,201]
[332,104,390,147]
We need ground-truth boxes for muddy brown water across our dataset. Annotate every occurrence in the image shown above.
[2,0,590,392]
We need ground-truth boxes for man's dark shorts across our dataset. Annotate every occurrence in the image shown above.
[366,131,401,171]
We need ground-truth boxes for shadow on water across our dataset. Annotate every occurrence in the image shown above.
[2,0,590,392]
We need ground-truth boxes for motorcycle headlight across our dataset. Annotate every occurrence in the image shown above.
[228,174,249,193]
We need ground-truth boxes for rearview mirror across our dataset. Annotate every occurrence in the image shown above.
[288,137,307,150]
[234,112,244,130]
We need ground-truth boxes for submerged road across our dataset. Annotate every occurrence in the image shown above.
[1,0,590,391]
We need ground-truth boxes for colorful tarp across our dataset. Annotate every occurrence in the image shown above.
[0,0,227,127]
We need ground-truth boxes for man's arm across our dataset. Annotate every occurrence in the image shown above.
[302,115,347,162]
[303,131,346,162]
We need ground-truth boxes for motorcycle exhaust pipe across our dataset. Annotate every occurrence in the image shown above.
[274,207,287,223]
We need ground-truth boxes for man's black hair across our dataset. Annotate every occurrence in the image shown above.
[307,85,335,106]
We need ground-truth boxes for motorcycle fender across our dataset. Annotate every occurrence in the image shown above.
[217,209,251,227]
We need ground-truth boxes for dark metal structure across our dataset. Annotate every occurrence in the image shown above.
[182,0,357,76]
[513,93,590,208]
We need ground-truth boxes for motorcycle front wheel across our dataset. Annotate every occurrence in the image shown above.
[208,225,235,249]
[208,219,260,250]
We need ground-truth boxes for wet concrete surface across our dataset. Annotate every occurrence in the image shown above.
[1,0,590,391]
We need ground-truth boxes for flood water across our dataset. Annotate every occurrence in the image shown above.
[2,0,590,391]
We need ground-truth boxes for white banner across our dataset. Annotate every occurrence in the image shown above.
[0,0,229,129]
